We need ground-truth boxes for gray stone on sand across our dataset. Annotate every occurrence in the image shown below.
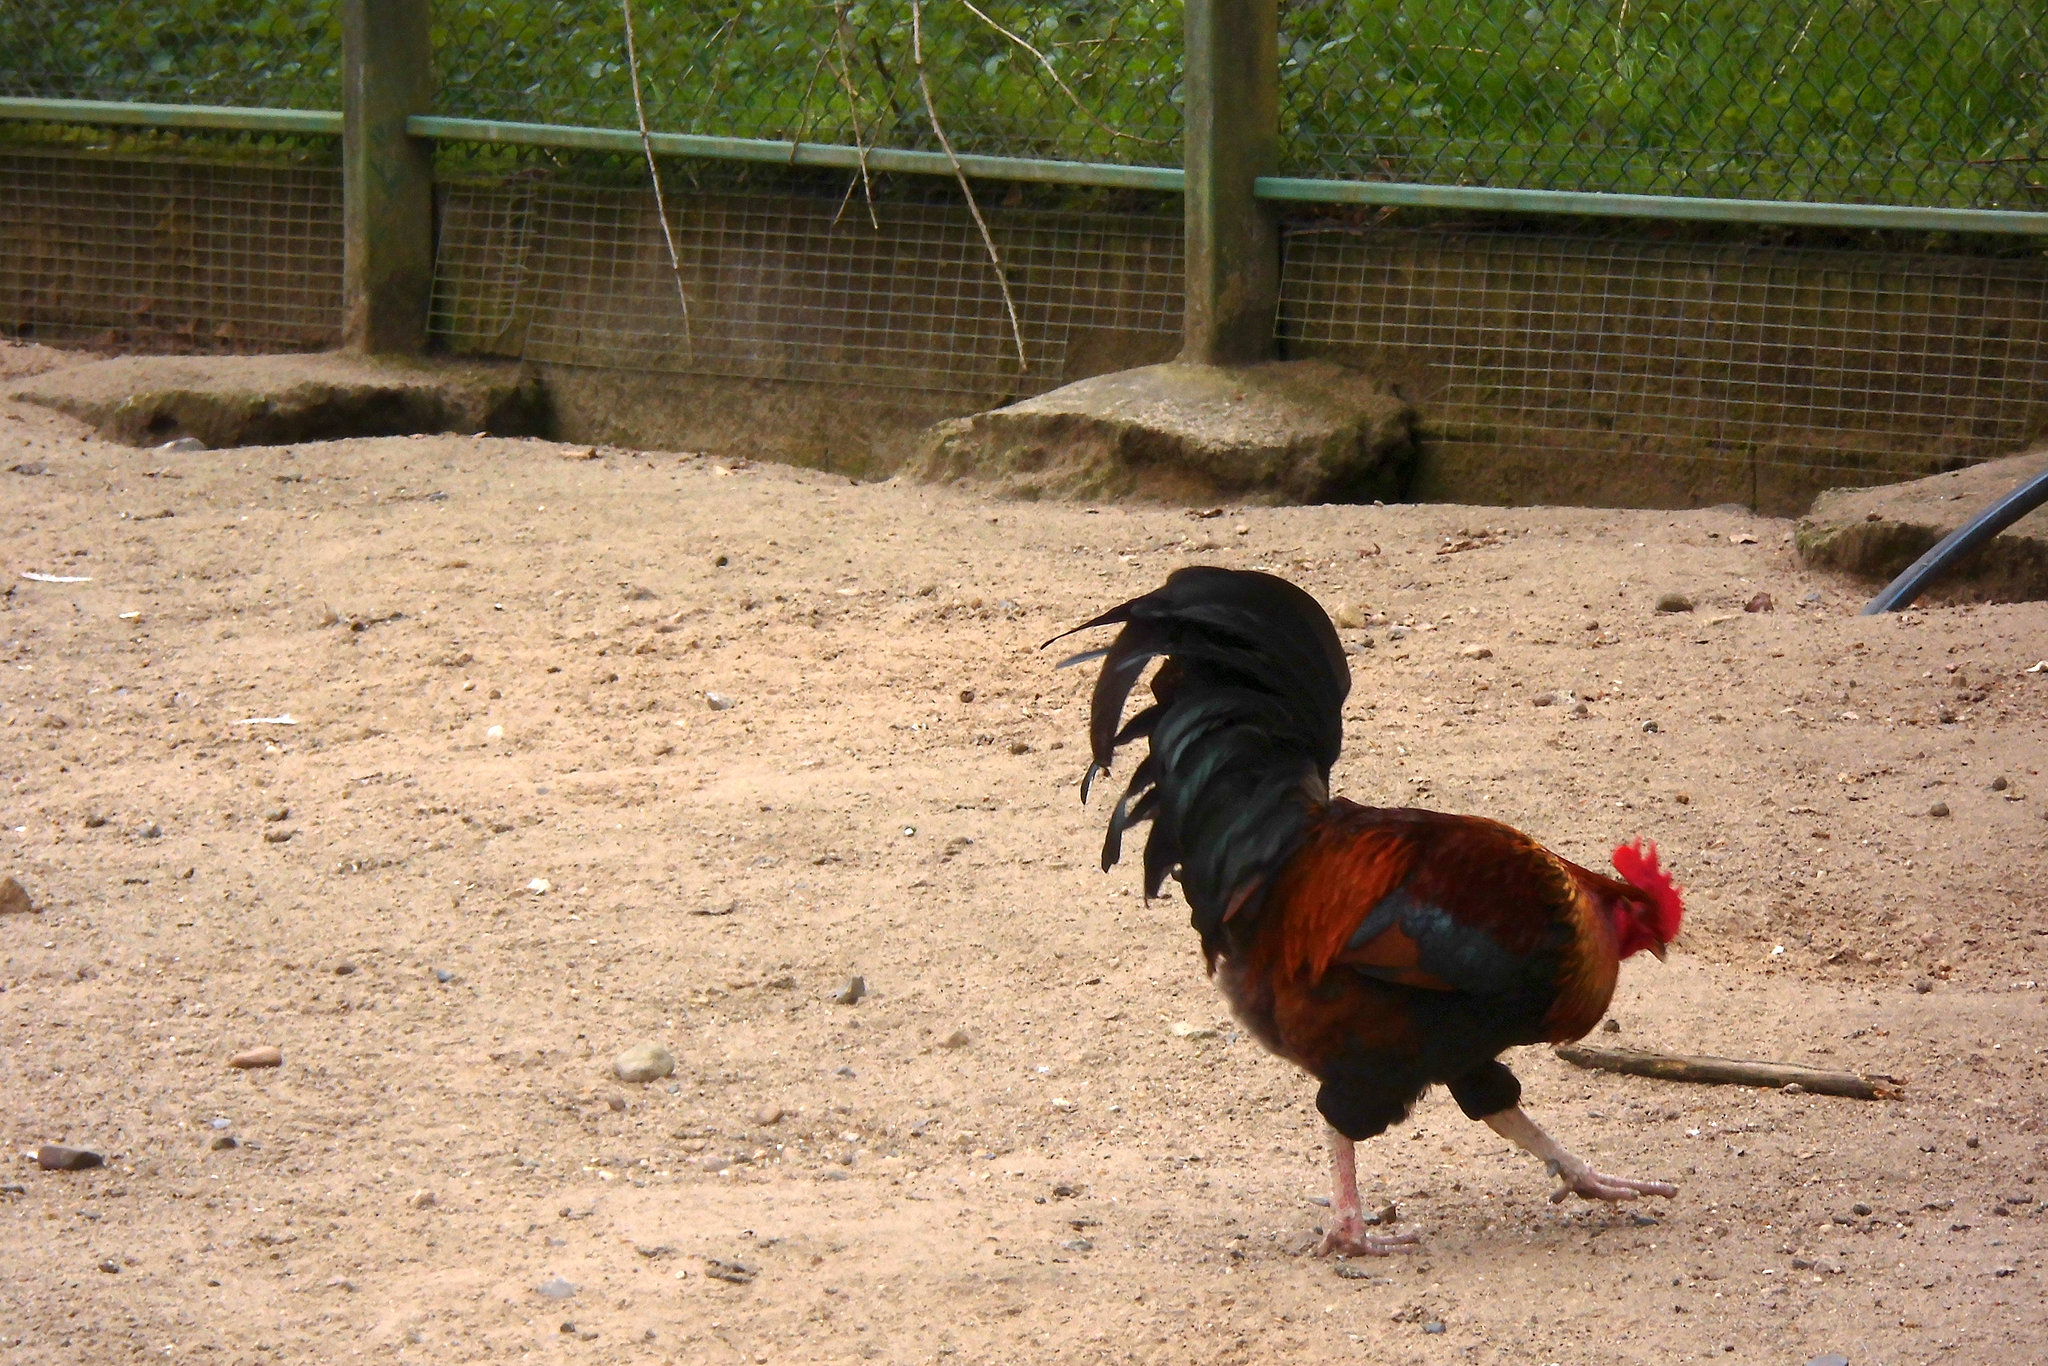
[910,360,1415,503]
[9,352,547,449]
[1796,445,2048,604]
[612,1041,676,1084]
[0,875,35,915]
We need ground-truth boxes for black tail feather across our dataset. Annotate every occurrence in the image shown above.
[1051,567,1350,956]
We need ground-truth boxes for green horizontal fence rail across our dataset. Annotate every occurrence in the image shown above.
[10,97,2048,236]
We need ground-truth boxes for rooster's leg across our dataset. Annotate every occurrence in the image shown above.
[1314,1128,1421,1257]
[1484,1106,1677,1204]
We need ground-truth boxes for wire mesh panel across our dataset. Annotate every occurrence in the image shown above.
[433,1,1181,164]
[0,143,344,352]
[433,171,1182,399]
[1278,0,2048,209]
[0,1,341,109]
[1281,225,2048,510]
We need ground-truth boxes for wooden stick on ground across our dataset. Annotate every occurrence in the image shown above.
[1554,1044,1905,1101]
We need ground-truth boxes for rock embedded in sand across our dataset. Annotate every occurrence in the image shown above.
[612,1041,676,1084]
[833,976,867,1005]
[1655,592,1695,613]
[1929,801,1951,818]
[940,1028,971,1049]
[753,1104,784,1126]
[228,1045,284,1070]
[0,876,35,915]
[36,1144,104,1171]
[537,1276,577,1300]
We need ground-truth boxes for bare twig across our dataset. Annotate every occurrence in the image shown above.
[1554,1044,1904,1101]
[953,0,1161,147]
[829,1,879,229]
[911,0,1027,372]
[620,0,691,349]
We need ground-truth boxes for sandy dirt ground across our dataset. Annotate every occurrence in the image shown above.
[3,340,2046,1366]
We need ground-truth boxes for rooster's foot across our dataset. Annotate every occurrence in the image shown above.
[1545,1159,1678,1205]
[1315,1217,1421,1257]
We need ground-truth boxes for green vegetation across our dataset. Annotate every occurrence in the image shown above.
[3,1,2044,209]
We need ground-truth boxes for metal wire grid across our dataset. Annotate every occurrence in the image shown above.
[0,145,344,352]
[432,174,1182,397]
[0,1,341,109]
[1277,0,2048,210]
[432,0,1181,165]
[1280,226,2048,504]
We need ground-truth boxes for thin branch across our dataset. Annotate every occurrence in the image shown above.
[911,0,1028,373]
[1554,1044,1905,1101]
[620,0,691,350]
[954,0,1162,147]
[829,1,878,229]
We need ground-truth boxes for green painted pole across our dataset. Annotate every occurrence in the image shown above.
[342,0,435,354]
[1182,0,1279,365]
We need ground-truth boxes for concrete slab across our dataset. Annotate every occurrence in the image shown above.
[1795,446,2048,604]
[9,352,547,449]
[907,360,1415,503]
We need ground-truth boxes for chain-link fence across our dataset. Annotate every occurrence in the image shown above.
[434,1,1181,165]
[1277,0,2048,210]
[0,1,339,109]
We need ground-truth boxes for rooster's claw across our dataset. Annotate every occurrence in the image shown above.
[1315,1219,1421,1257]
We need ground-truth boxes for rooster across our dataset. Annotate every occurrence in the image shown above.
[1051,566,1683,1255]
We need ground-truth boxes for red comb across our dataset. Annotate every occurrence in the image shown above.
[1611,839,1684,942]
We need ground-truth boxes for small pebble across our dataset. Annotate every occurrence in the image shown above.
[1991,776,2008,791]
[157,436,206,452]
[834,976,867,1005]
[1458,645,1492,660]
[1601,1017,1621,1033]
[37,1144,105,1171]
[333,962,357,976]
[959,688,975,703]
[228,1046,283,1070]
[1569,700,1590,717]
[210,1135,239,1151]
[82,813,108,829]
[1851,1202,1872,1216]
[1806,1355,1849,1366]
[1168,1021,1218,1040]
[613,1042,677,1084]
[1422,1322,1446,1335]
[98,1258,122,1274]
[1008,739,1031,755]
[1655,592,1694,613]
[754,1104,784,1126]
[0,876,35,916]
[940,1028,971,1049]
[263,829,294,844]
[1641,720,1659,733]
[1744,592,1775,613]
[704,692,735,711]
[264,805,289,822]
[834,1065,856,1078]
[435,968,455,984]
[408,1189,437,1209]
[1928,801,1950,818]
[605,1095,626,1113]
[486,725,504,740]
[1914,977,1934,994]
[527,878,550,894]
[537,1277,577,1300]
[139,822,162,839]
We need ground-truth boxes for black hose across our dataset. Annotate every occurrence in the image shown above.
[1860,466,2048,614]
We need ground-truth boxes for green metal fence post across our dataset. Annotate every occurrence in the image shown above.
[1182,0,1280,366]
[342,0,435,354]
